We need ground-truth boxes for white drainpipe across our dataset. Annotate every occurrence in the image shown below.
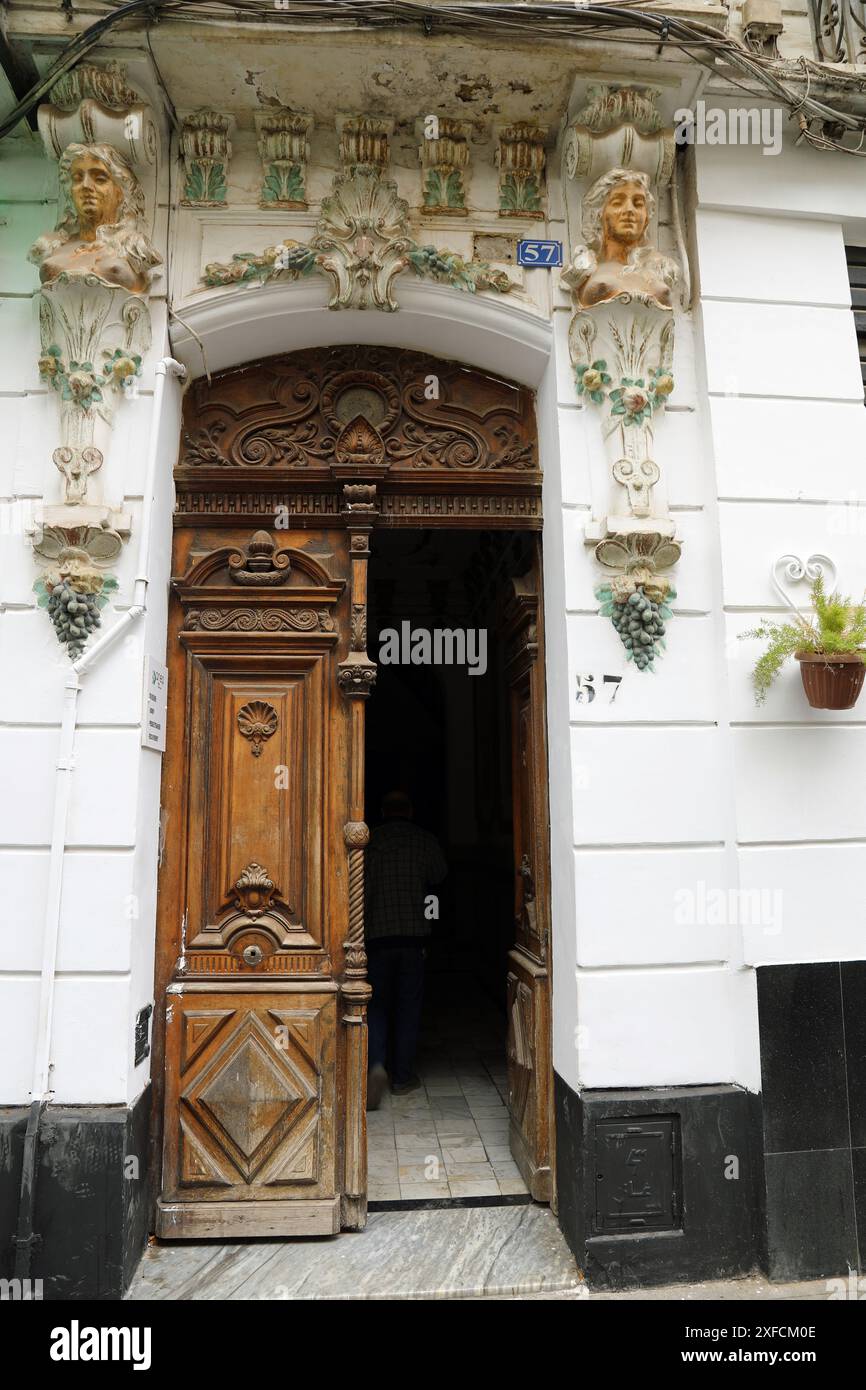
[29,356,187,1119]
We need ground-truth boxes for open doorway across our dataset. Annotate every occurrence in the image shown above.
[364,527,550,1205]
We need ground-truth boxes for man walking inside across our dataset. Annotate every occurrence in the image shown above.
[365,790,447,1110]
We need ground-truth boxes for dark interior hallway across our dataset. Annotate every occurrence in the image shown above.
[364,528,534,1203]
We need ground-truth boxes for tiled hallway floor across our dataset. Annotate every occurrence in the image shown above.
[368,971,528,1203]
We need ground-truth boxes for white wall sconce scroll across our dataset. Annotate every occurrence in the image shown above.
[37,61,158,167]
[771,553,838,617]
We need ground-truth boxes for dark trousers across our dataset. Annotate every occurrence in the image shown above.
[367,941,426,1085]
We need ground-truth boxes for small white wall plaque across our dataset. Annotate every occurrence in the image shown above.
[142,656,168,752]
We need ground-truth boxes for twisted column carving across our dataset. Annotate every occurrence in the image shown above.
[343,821,370,982]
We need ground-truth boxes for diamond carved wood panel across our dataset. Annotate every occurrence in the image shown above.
[166,993,336,1200]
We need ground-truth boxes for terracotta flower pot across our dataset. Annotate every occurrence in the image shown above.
[795,651,866,710]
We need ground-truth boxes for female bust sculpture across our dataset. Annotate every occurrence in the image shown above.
[563,168,678,310]
[29,142,162,294]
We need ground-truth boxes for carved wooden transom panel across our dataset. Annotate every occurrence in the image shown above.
[178,345,539,478]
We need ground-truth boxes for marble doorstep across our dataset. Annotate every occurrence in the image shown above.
[127,1205,580,1301]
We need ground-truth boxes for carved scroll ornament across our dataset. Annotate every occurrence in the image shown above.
[228,530,292,584]
[173,530,345,644]
[179,346,538,479]
[232,863,281,918]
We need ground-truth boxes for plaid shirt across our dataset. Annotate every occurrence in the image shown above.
[365,818,447,942]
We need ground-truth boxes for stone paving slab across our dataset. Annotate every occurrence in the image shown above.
[126,1204,582,1301]
[126,1203,843,1302]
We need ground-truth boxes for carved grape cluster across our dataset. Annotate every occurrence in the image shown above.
[46,579,104,658]
[599,582,675,672]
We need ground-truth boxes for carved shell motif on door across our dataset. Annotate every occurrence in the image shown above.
[237,700,278,757]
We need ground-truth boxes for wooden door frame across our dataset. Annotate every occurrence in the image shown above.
[148,345,555,1232]
[505,546,556,1207]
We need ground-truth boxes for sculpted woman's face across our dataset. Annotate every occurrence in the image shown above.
[601,181,649,260]
[70,154,124,234]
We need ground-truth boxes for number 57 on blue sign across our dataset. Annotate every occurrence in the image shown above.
[517,239,562,267]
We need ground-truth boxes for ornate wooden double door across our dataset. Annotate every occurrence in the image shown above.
[153,346,551,1237]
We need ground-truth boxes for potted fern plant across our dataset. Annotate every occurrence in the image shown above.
[742,574,866,709]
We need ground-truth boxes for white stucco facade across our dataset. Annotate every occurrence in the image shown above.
[2,52,865,1106]
[1,0,866,1293]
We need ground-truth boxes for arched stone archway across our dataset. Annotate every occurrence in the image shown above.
[169,279,553,388]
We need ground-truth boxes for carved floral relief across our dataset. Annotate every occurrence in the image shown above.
[237,701,279,757]
[201,115,517,308]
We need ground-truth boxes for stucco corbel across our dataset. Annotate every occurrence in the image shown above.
[180,110,233,206]
[562,87,685,671]
[417,116,471,216]
[255,109,313,209]
[495,122,548,219]
[27,133,162,659]
[37,61,158,169]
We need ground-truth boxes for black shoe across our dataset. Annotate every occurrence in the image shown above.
[367,1064,388,1111]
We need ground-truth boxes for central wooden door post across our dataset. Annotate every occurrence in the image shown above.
[336,482,378,1230]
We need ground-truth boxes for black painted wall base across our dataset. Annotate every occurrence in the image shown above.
[756,962,866,1281]
[0,1087,151,1300]
[554,1075,762,1290]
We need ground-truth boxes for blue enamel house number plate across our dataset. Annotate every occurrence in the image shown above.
[517,239,563,267]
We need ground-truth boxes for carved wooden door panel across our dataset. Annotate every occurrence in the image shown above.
[504,568,553,1203]
[155,522,372,1238]
[153,344,545,1239]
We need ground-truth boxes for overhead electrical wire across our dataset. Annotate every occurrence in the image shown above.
[2,0,866,147]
